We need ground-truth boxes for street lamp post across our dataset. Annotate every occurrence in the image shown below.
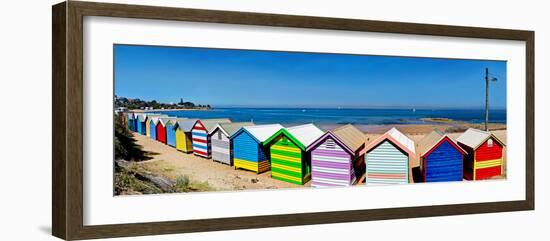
[485,67,498,131]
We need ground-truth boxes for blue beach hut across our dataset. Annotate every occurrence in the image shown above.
[166,118,185,147]
[127,113,135,131]
[136,114,147,135]
[229,124,283,173]
[417,129,466,182]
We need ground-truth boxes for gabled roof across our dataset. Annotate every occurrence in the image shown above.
[264,123,324,150]
[174,119,199,132]
[136,113,147,122]
[456,128,506,149]
[417,129,466,157]
[194,118,232,132]
[127,112,135,119]
[230,124,284,143]
[158,117,178,126]
[149,116,164,125]
[210,122,255,137]
[332,124,365,152]
[365,127,416,156]
[306,124,366,154]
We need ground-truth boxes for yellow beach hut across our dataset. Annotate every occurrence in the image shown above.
[174,119,198,153]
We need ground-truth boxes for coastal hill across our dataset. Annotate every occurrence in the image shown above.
[115,95,210,111]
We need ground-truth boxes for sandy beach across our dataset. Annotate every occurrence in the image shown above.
[125,123,506,193]
[131,133,306,192]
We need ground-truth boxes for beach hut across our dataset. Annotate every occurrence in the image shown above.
[155,117,173,144]
[456,128,505,180]
[135,114,147,135]
[145,114,164,137]
[209,122,255,165]
[164,117,180,147]
[191,118,232,158]
[148,116,163,141]
[263,124,325,185]
[127,113,135,131]
[364,127,416,185]
[306,124,366,187]
[417,129,466,182]
[230,124,283,173]
[174,119,198,153]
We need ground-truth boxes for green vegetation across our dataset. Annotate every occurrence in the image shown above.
[115,95,211,110]
[173,175,214,192]
[114,162,163,195]
[114,114,154,161]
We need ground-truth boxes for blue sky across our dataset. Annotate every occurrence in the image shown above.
[114,44,507,109]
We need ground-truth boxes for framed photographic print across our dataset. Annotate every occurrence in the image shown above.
[52,1,534,240]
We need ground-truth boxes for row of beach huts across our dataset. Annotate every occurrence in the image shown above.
[122,112,505,187]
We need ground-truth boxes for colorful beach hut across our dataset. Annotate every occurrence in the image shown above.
[155,117,173,144]
[135,114,147,135]
[164,117,181,147]
[263,124,325,185]
[230,124,283,173]
[456,128,505,180]
[209,122,255,165]
[174,119,198,153]
[148,116,163,141]
[306,124,366,187]
[127,113,135,131]
[417,129,466,182]
[191,118,232,158]
[364,127,416,185]
[145,114,164,137]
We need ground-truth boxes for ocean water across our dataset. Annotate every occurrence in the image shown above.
[156,108,506,126]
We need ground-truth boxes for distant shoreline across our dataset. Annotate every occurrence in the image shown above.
[130,108,211,113]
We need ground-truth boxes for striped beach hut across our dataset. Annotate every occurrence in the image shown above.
[164,117,181,147]
[306,124,366,187]
[230,124,283,173]
[174,119,198,153]
[127,113,135,131]
[457,128,505,180]
[263,124,325,185]
[145,114,164,137]
[191,118,232,158]
[364,128,416,185]
[135,114,147,135]
[417,129,466,182]
[209,122,255,165]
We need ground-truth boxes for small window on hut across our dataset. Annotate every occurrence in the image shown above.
[217,131,222,140]
[487,139,494,147]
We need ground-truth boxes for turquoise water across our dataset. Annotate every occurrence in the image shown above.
[156,108,506,126]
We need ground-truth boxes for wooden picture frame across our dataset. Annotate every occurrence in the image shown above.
[52,1,535,240]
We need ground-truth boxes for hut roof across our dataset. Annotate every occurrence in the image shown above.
[210,122,255,137]
[287,124,325,148]
[174,119,198,132]
[198,118,232,132]
[149,116,164,125]
[264,124,324,150]
[136,114,147,122]
[159,117,178,126]
[365,127,416,156]
[332,124,365,152]
[417,129,466,157]
[456,128,506,149]
[232,124,284,143]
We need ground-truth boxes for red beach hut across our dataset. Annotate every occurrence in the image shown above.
[456,128,506,180]
[156,118,168,144]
